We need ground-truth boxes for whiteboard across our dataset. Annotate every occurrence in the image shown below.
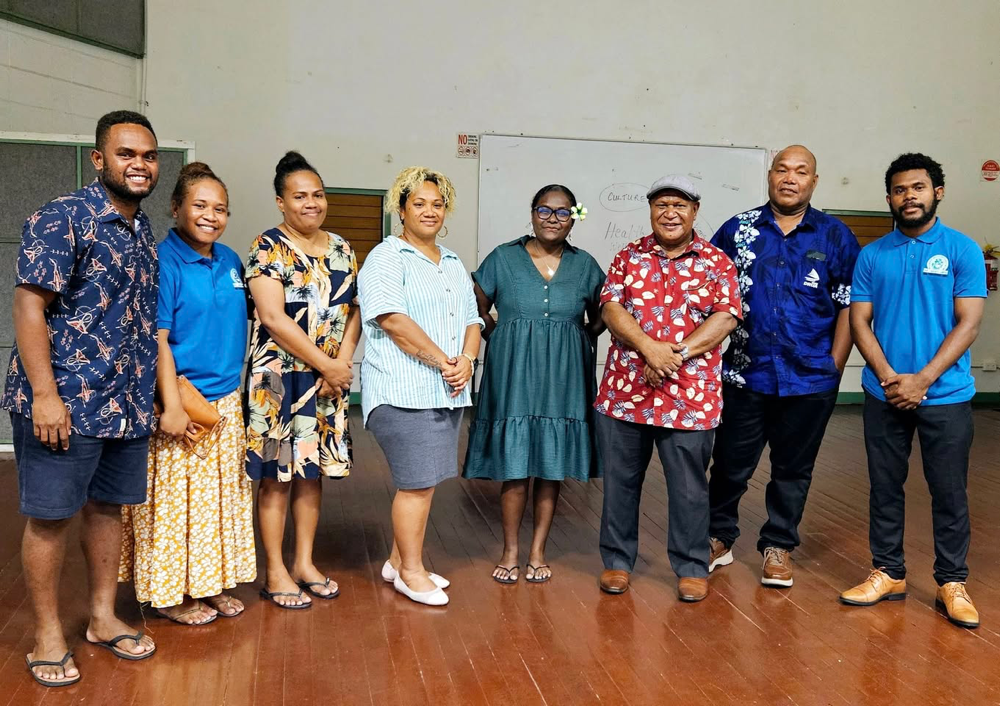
[477,134,769,269]
[475,134,769,379]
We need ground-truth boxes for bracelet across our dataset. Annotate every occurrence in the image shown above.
[459,353,476,367]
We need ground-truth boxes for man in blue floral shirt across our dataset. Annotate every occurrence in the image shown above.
[706,145,860,588]
[3,111,160,686]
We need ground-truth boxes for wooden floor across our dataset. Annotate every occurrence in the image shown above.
[2,407,1000,705]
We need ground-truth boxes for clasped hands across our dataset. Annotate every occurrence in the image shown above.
[641,340,687,387]
[317,358,354,398]
[880,371,930,410]
[441,355,474,398]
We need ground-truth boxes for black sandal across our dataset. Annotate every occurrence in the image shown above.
[297,578,339,600]
[25,651,80,687]
[259,587,312,610]
[87,630,156,660]
[492,565,519,584]
[525,564,552,583]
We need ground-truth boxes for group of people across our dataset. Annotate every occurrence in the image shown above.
[3,111,986,689]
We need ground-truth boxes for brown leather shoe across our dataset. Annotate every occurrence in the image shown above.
[678,577,708,602]
[761,547,793,587]
[600,569,630,594]
[936,582,979,628]
[709,537,733,573]
[839,569,907,606]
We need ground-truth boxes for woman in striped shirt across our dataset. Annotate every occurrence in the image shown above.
[359,167,483,606]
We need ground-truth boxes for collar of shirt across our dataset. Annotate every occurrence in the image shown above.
[391,234,460,263]
[633,232,704,259]
[512,234,579,253]
[755,203,822,234]
[886,217,944,247]
[82,178,150,229]
[163,228,214,263]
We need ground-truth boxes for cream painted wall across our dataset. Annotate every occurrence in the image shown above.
[0,18,140,133]
[143,0,1000,393]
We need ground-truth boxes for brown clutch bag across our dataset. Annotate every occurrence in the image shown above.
[154,376,228,459]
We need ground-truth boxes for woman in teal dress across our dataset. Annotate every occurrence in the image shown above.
[464,184,606,583]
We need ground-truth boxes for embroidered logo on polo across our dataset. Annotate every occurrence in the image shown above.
[230,268,245,288]
[803,268,820,288]
[923,255,949,276]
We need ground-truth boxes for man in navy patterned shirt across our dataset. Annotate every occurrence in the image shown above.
[706,145,860,588]
[3,111,160,686]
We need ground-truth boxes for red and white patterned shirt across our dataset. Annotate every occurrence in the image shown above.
[595,234,742,430]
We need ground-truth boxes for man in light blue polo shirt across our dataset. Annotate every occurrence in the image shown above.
[840,153,986,629]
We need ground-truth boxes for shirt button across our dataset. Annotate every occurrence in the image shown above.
[779,260,785,266]
[544,313,549,317]
[544,285,548,290]
[446,288,451,293]
[450,312,455,317]
[544,298,548,303]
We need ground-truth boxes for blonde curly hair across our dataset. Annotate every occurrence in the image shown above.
[385,166,456,219]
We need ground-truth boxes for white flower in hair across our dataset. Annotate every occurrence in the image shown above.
[571,203,588,221]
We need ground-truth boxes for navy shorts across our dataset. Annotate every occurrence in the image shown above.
[11,413,150,520]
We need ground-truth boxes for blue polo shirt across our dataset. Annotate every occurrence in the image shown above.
[711,205,860,395]
[158,229,248,400]
[851,219,986,405]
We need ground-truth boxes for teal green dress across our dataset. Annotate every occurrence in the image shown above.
[463,236,606,481]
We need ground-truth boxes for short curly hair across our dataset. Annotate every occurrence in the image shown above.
[386,166,456,220]
[885,153,945,194]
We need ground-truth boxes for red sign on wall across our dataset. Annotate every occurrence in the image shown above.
[456,133,479,159]
[982,160,1000,182]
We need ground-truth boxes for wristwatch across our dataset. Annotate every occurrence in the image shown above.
[678,344,690,362]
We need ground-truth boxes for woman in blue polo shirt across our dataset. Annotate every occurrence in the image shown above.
[120,162,255,624]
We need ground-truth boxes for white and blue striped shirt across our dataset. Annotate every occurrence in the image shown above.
[359,237,484,425]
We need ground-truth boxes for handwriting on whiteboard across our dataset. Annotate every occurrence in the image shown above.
[599,183,648,212]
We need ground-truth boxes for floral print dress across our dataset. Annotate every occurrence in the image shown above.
[245,228,357,481]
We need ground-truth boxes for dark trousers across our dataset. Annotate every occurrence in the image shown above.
[863,393,973,585]
[708,384,838,553]
[596,413,715,578]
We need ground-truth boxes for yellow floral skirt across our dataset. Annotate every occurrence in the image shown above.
[119,390,257,607]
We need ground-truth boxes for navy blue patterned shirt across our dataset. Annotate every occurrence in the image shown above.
[711,204,860,396]
[2,179,159,438]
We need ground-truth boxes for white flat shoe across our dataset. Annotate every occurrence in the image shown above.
[393,574,449,606]
[381,560,450,589]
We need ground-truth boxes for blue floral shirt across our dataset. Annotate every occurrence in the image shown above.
[1,179,159,438]
[711,205,860,396]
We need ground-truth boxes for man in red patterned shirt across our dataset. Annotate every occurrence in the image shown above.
[596,175,742,602]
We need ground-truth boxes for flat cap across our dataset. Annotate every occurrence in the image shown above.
[646,174,700,202]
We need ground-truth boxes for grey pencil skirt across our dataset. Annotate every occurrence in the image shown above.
[367,405,464,490]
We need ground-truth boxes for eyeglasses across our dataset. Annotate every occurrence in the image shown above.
[533,206,572,223]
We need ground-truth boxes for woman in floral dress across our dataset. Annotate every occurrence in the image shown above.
[246,151,360,609]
